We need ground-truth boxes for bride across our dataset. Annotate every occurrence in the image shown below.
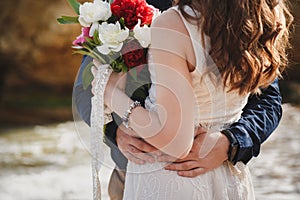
[95,0,291,199]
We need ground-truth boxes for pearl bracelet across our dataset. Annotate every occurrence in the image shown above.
[122,101,141,128]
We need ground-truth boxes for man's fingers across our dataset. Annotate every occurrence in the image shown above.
[132,138,158,154]
[117,128,151,152]
[128,145,155,163]
[117,127,159,164]
[177,167,207,178]
[157,154,177,162]
[123,152,145,165]
[164,161,200,171]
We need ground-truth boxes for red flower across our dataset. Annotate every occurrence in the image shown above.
[111,0,154,30]
[121,39,147,68]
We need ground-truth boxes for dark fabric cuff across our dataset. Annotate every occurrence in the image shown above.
[104,112,122,146]
[226,125,257,165]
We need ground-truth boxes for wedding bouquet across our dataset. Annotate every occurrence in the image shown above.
[57,0,160,89]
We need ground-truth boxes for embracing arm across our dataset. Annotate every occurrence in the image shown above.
[226,79,282,164]
[105,57,194,158]
[104,12,195,158]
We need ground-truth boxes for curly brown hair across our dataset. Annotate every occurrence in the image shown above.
[178,0,293,95]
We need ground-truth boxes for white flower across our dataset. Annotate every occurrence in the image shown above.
[89,22,99,37]
[78,0,112,27]
[97,22,129,55]
[133,20,151,48]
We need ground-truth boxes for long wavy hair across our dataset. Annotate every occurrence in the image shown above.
[178,0,293,95]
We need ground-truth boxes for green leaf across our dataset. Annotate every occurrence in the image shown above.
[73,49,91,56]
[82,61,94,90]
[85,37,96,45]
[67,0,81,15]
[120,61,128,72]
[82,45,106,63]
[57,16,79,24]
[93,29,101,45]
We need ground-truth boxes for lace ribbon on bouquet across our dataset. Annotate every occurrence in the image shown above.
[90,64,113,200]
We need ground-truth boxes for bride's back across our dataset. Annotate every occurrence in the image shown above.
[147,6,250,129]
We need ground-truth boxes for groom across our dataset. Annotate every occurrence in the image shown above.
[73,1,283,199]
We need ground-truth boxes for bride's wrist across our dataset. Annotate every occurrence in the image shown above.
[104,83,115,108]
[117,72,127,92]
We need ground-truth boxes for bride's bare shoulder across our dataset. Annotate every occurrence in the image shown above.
[152,8,188,35]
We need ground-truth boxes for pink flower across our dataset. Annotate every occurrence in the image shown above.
[72,27,91,46]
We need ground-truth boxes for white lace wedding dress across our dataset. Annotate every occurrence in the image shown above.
[122,6,255,200]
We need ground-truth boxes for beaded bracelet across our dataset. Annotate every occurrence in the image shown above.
[122,101,141,128]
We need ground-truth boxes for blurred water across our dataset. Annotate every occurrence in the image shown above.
[0,104,299,200]
[249,104,300,200]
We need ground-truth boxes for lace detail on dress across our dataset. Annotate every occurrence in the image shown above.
[90,64,113,200]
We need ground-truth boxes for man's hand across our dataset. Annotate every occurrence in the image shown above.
[116,126,161,165]
[158,127,230,177]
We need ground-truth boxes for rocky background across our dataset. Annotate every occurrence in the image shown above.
[0,0,86,126]
[0,0,299,126]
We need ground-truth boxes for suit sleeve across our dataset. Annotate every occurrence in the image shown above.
[227,79,282,164]
[73,56,93,125]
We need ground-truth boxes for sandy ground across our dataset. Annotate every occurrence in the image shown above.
[0,104,299,200]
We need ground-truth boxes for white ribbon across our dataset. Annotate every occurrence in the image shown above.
[90,64,113,200]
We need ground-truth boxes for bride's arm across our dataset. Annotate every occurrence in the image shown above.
[104,11,195,159]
